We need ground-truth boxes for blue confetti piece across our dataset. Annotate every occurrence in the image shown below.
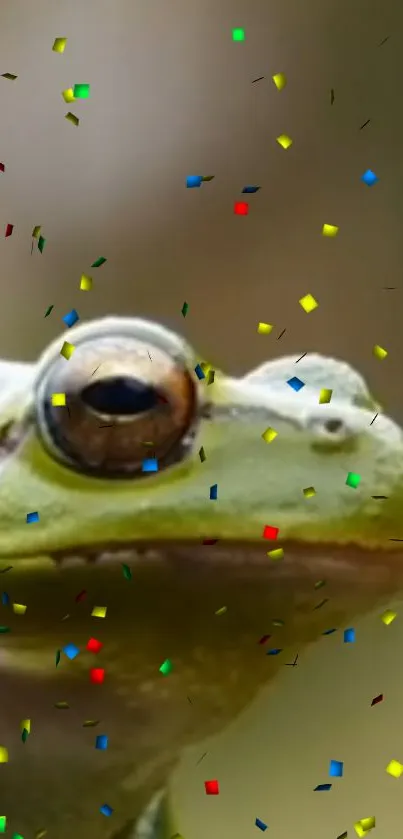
[314,784,332,791]
[242,185,260,194]
[329,759,344,777]
[361,169,378,187]
[194,364,205,380]
[63,309,79,328]
[100,804,113,817]
[63,643,80,660]
[95,734,109,750]
[344,627,355,643]
[26,511,39,524]
[142,458,158,473]
[186,175,202,188]
[287,376,305,392]
[266,648,283,656]
[1,592,9,606]
[255,818,268,831]
[210,484,218,500]
[322,628,337,635]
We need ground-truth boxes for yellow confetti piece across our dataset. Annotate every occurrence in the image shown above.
[60,341,75,360]
[257,322,273,335]
[52,37,67,54]
[276,134,293,150]
[91,605,107,618]
[303,486,316,498]
[319,388,333,404]
[51,393,66,407]
[373,345,388,360]
[381,609,397,625]
[262,427,278,443]
[386,759,403,778]
[322,223,339,237]
[215,606,227,616]
[354,817,375,838]
[80,274,93,291]
[62,88,75,103]
[35,830,48,839]
[13,603,27,615]
[299,293,318,313]
[267,548,284,561]
[272,73,287,91]
[20,719,31,734]
[0,747,8,763]
[65,112,79,127]
[32,225,41,239]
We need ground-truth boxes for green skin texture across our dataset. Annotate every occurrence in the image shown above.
[0,316,402,839]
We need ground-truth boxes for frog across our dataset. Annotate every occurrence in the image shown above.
[0,315,402,839]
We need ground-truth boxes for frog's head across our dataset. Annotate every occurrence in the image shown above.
[0,315,402,580]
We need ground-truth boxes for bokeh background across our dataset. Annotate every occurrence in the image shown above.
[1,0,402,836]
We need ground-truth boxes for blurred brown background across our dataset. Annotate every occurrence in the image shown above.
[1,1,403,838]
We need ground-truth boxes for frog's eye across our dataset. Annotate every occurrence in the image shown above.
[35,334,198,477]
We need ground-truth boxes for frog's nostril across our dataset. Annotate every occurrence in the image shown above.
[82,377,160,416]
[324,418,344,434]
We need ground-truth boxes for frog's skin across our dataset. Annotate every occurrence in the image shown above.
[0,316,402,839]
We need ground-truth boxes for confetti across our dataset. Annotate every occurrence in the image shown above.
[159,659,172,675]
[346,472,361,489]
[386,759,403,778]
[267,548,284,560]
[276,134,292,149]
[232,28,245,41]
[92,257,106,268]
[62,88,75,103]
[26,511,39,523]
[1,592,9,606]
[258,635,271,645]
[314,784,332,791]
[44,305,54,317]
[51,393,66,407]
[194,364,205,380]
[255,818,268,831]
[314,598,329,610]
[80,274,93,290]
[63,643,80,660]
[353,817,375,837]
[35,831,47,839]
[38,235,46,253]
[73,83,90,99]
[371,693,383,706]
[330,88,335,104]
[272,619,284,627]
[215,606,227,616]
[204,779,219,794]
[299,293,318,313]
[186,176,202,188]
[272,73,287,90]
[21,727,29,743]
[90,668,105,684]
[181,301,189,317]
[63,309,79,328]
[100,805,113,817]
[267,648,282,656]
[20,719,31,735]
[122,564,132,581]
[0,748,8,763]
[0,627,10,634]
[287,376,305,392]
[65,112,79,126]
[92,605,107,618]
[13,603,26,615]
[202,175,215,182]
[142,458,158,473]
[303,486,316,498]
[322,223,339,237]
[2,73,17,81]
[234,201,249,215]
[0,163,4,173]
[344,628,355,643]
[262,427,278,443]
[373,344,387,360]
[55,650,61,667]
[361,169,378,187]
[319,388,333,404]
[314,579,326,589]
[60,341,75,360]
[5,224,13,238]
[32,225,41,238]
[263,525,279,540]
[257,322,273,334]
[323,628,337,635]
[83,720,100,727]
[329,760,344,777]
[242,185,260,193]
[198,446,206,463]
[0,817,6,833]
[381,609,396,625]
[209,484,218,500]
[52,37,67,53]
[87,637,103,653]
[95,735,108,750]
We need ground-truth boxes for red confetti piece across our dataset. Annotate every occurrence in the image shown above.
[258,635,271,645]
[202,539,219,545]
[262,525,279,540]
[90,668,105,684]
[0,163,4,172]
[87,637,103,654]
[371,693,383,706]
[75,589,87,603]
[5,223,13,237]
[204,779,219,795]
[234,201,248,216]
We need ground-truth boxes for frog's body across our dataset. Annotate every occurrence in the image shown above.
[0,316,402,839]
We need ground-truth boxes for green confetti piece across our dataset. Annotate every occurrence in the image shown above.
[207,369,215,385]
[346,471,361,489]
[2,73,17,80]
[73,83,90,99]
[198,446,206,463]
[12,834,24,839]
[159,658,172,675]
[0,627,10,634]
[0,816,6,833]
[21,728,29,743]
[181,301,189,317]
[38,235,46,253]
[314,579,326,589]
[91,256,106,267]
[122,563,132,581]
[232,28,245,41]
[215,606,227,615]
[44,305,54,318]
[55,649,61,667]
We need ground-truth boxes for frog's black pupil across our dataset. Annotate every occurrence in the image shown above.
[325,418,343,433]
[82,377,159,416]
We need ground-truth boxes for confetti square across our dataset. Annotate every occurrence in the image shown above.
[20,719,31,734]
[344,627,355,643]
[32,225,41,238]
[346,471,361,489]
[329,759,344,777]
[386,759,403,778]
[319,388,332,404]
[80,274,93,291]
[90,668,105,684]
[100,804,113,817]
[299,293,318,313]
[255,818,268,831]
[371,693,383,706]
[38,235,46,253]
[361,169,378,187]
[373,344,387,360]
[204,779,219,795]
[60,341,75,360]
[95,735,108,750]
[2,73,17,81]
[0,817,6,833]
[63,309,79,328]
[63,643,80,660]
[52,37,67,53]
[262,427,277,443]
[159,658,172,675]
[354,817,375,837]
[232,28,245,41]
[266,648,282,656]
[381,609,397,626]
[62,88,75,103]
[314,783,332,791]
[262,525,279,540]
[287,376,305,392]
[322,223,339,237]
[303,486,316,498]
[51,393,66,407]
[276,134,292,149]
[65,112,79,126]
[26,511,39,523]
[267,548,284,561]
[91,605,107,618]
[234,201,249,215]
[242,185,260,193]
[272,73,287,90]
[13,603,27,615]
[5,224,13,238]
[142,458,158,473]
[199,447,206,462]
[0,748,8,763]
[257,322,273,334]
[181,301,189,317]
[186,175,202,188]
[74,83,90,99]
[87,637,103,653]
[194,364,206,380]
[209,484,218,500]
